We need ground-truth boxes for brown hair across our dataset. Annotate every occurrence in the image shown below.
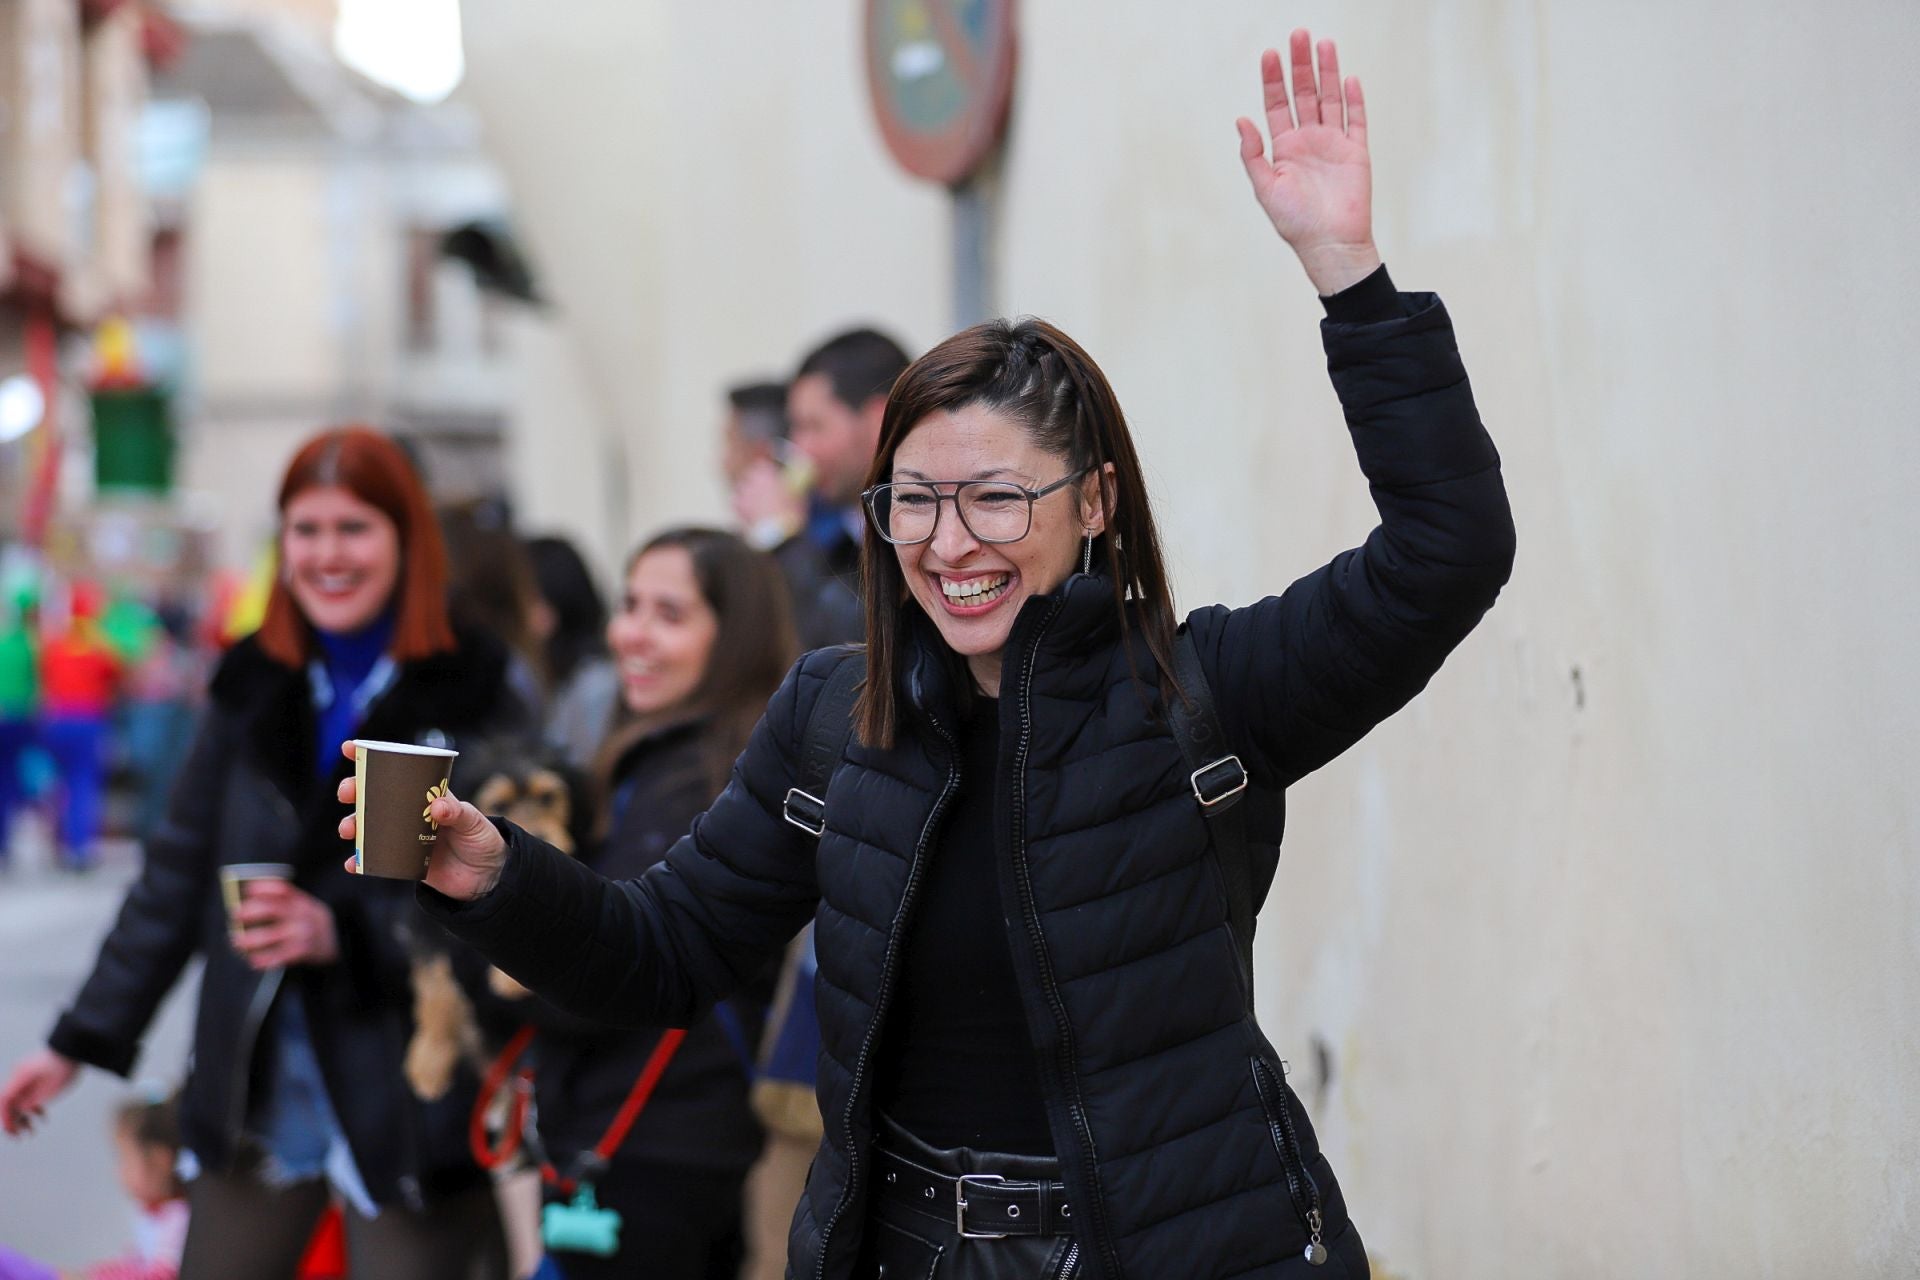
[442,504,549,692]
[593,527,799,804]
[855,318,1179,748]
[256,426,455,666]
[115,1093,185,1198]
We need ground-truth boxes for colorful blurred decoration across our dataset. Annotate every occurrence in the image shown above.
[88,316,176,494]
[99,594,162,664]
[206,545,277,646]
[865,0,1017,185]
[0,551,41,615]
[91,315,143,388]
[91,386,174,492]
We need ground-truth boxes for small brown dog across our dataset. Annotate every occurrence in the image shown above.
[403,765,580,1101]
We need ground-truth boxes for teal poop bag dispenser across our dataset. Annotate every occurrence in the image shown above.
[542,1184,621,1257]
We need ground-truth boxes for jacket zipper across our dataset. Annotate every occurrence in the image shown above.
[1249,1056,1327,1265]
[812,711,960,1280]
[1058,1241,1080,1277]
[1009,602,1116,1280]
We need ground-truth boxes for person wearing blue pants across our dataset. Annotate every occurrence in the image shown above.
[40,712,108,869]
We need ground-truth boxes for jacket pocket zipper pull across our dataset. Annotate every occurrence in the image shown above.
[1303,1207,1328,1265]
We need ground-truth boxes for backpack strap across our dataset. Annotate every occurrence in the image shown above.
[1168,630,1257,995]
[782,647,864,838]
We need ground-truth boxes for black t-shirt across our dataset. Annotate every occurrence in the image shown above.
[870,696,1055,1155]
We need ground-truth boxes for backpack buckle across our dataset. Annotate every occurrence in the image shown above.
[1190,756,1248,809]
[783,787,827,836]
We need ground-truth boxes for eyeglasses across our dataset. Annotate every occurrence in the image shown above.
[862,468,1091,546]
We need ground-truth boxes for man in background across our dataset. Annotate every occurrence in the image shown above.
[776,327,910,650]
[723,380,809,554]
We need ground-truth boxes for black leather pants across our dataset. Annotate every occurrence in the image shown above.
[854,1118,1080,1280]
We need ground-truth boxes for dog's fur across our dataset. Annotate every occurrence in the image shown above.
[403,762,585,1102]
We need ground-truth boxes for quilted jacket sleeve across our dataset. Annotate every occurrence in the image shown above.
[415,653,830,1028]
[47,707,235,1075]
[1185,288,1516,790]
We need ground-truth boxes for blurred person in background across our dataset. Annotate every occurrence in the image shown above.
[37,582,122,871]
[523,535,617,772]
[117,605,204,844]
[723,379,807,553]
[0,426,525,1279]
[444,503,550,723]
[778,328,911,649]
[0,581,38,867]
[0,1090,190,1280]
[716,377,835,1280]
[496,528,794,1280]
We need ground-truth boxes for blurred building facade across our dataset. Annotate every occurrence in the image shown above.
[455,3,1920,1277]
[153,5,522,573]
[0,0,165,553]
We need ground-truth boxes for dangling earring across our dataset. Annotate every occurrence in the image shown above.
[1081,531,1094,576]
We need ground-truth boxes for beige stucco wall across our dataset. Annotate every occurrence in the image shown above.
[458,2,1919,1275]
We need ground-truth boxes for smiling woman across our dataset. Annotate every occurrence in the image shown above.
[857,320,1156,723]
[257,428,453,666]
[1,424,527,1279]
[371,30,1518,1280]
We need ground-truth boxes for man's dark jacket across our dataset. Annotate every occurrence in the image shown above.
[48,630,525,1209]
[424,288,1516,1278]
[773,518,864,650]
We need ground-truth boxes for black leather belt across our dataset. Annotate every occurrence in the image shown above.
[873,1147,1074,1239]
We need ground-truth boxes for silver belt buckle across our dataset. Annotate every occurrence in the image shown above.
[955,1173,1009,1238]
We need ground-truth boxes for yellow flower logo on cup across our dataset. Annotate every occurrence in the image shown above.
[423,781,451,828]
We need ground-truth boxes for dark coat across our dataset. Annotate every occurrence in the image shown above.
[772,521,864,651]
[48,629,527,1209]
[506,720,764,1176]
[424,292,1516,1278]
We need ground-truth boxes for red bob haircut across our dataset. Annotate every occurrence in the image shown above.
[255,426,455,667]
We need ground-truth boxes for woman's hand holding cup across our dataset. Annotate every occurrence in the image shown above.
[229,879,339,969]
[336,740,507,900]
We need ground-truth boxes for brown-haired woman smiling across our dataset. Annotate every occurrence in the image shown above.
[345,32,1515,1280]
[510,527,795,1280]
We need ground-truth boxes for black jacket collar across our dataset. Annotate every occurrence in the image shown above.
[210,628,513,804]
[900,570,1126,723]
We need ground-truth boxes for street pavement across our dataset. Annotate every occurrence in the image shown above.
[0,838,199,1266]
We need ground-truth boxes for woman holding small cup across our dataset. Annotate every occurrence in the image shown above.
[0,426,526,1279]
[340,33,1516,1279]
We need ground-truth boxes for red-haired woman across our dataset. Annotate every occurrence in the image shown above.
[0,427,526,1279]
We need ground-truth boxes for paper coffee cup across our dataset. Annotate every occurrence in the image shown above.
[219,863,295,930]
[352,739,459,880]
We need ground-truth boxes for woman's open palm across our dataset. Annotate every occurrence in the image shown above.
[1236,31,1375,291]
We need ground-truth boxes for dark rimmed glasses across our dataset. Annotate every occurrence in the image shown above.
[862,468,1091,546]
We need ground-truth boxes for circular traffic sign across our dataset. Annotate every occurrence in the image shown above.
[865,0,1018,185]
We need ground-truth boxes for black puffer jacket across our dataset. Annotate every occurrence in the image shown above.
[424,290,1515,1278]
[49,630,527,1208]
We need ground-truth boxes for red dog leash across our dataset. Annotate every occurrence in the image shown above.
[471,1023,688,1194]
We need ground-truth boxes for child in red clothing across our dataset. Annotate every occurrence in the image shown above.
[36,584,121,870]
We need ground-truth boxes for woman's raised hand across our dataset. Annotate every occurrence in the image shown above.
[1235,29,1380,296]
[336,741,508,901]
